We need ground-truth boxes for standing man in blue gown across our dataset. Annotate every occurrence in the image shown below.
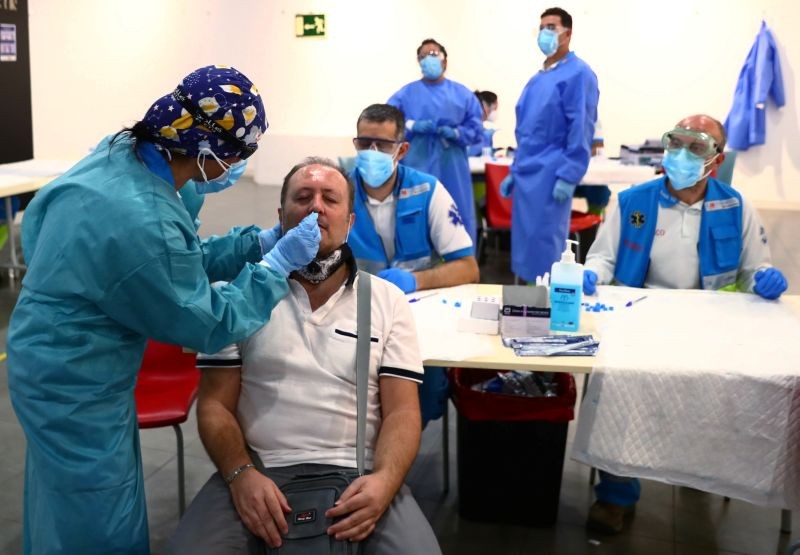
[501,7,599,283]
[388,38,484,246]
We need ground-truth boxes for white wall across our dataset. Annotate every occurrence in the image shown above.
[26,0,800,205]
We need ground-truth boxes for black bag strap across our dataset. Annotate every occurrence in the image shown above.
[355,271,371,476]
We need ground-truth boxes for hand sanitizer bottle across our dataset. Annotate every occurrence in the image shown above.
[549,239,583,333]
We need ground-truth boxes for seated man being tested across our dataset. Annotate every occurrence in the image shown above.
[347,103,480,427]
[168,158,441,554]
[582,113,789,534]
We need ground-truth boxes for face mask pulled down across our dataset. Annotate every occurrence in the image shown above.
[296,242,354,283]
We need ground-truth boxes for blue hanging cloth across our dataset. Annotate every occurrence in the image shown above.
[724,21,785,151]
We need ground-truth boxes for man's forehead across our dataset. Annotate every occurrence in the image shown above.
[290,165,345,192]
[357,119,398,139]
[541,14,562,26]
[676,118,721,142]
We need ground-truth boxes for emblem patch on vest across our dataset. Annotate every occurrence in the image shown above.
[629,211,646,229]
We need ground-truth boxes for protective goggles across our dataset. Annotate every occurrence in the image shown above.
[661,128,721,159]
[417,50,444,61]
[353,136,403,154]
[172,86,263,160]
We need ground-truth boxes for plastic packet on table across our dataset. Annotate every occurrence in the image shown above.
[469,371,558,397]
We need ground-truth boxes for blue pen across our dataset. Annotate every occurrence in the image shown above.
[625,295,647,307]
[408,292,439,303]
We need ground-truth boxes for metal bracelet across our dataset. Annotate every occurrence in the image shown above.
[224,463,255,485]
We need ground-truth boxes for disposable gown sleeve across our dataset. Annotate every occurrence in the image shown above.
[555,69,599,185]
[96,226,289,355]
[200,225,263,282]
[451,92,485,148]
[754,30,785,108]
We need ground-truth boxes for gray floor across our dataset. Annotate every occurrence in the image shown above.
[1,179,799,554]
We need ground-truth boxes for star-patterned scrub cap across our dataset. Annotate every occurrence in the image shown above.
[141,65,267,158]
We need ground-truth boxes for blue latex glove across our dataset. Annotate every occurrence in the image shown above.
[378,267,417,294]
[438,126,458,140]
[262,213,321,277]
[499,174,514,198]
[412,120,436,134]
[753,267,788,300]
[552,178,577,202]
[257,223,282,255]
[583,269,598,295]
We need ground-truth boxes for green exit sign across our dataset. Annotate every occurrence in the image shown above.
[295,14,326,37]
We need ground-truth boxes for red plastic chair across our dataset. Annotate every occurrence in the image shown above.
[134,340,200,516]
[478,162,513,260]
[479,162,603,264]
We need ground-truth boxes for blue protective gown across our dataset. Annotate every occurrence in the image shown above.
[510,52,598,282]
[7,136,289,554]
[388,78,484,245]
[724,21,785,151]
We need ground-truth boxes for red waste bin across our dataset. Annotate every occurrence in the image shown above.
[450,368,577,527]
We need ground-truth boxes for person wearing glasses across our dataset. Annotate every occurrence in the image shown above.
[500,7,599,284]
[348,103,479,426]
[581,114,788,534]
[7,65,320,553]
[388,39,484,246]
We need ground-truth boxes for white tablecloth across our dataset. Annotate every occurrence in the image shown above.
[572,287,800,510]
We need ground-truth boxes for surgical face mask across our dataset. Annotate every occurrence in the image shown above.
[537,28,560,56]
[420,55,444,80]
[486,109,498,123]
[661,148,716,191]
[195,149,247,194]
[356,149,396,188]
[296,242,354,283]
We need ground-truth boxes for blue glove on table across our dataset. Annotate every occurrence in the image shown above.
[262,213,321,277]
[257,224,282,255]
[378,267,417,294]
[499,174,514,198]
[552,178,577,202]
[412,120,436,134]
[583,269,598,295]
[438,126,458,141]
[753,267,788,300]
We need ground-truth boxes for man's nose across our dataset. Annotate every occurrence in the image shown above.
[309,195,325,214]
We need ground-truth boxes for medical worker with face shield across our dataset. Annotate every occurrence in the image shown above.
[501,7,599,283]
[7,65,320,554]
[581,114,788,534]
[388,38,484,246]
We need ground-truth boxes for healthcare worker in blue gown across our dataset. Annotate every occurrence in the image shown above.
[7,65,321,555]
[500,7,599,283]
[388,38,484,246]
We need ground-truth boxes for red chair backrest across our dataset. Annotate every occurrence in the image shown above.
[484,163,513,229]
[569,210,602,234]
[135,340,200,428]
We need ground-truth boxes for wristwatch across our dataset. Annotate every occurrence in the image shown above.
[224,463,255,484]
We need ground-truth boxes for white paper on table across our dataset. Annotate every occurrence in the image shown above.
[408,284,495,361]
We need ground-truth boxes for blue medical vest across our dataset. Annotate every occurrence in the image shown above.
[349,165,437,274]
[615,177,743,290]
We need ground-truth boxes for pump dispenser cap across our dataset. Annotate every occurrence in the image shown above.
[561,239,578,263]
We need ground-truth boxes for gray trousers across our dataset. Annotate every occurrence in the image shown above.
[166,464,441,555]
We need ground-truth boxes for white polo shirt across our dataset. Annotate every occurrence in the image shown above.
[586,193,771,290]
[198,269,424,469]
[364,181,474,269]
